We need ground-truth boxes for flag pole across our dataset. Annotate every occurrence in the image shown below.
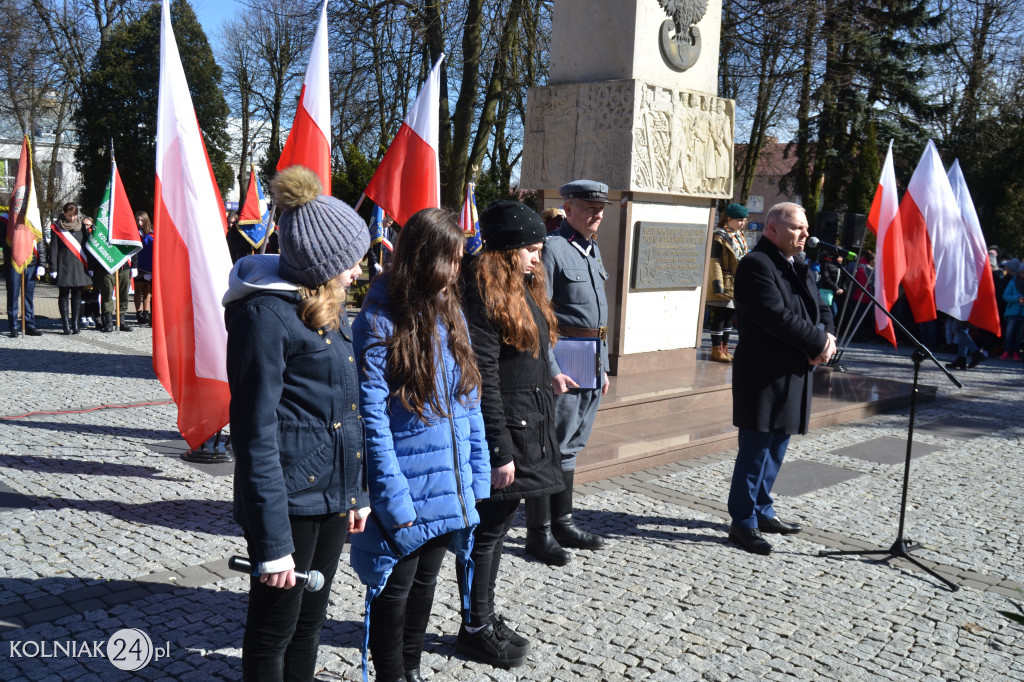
[115,270,121,329]
[20,270,26,334]
[354,192,365,212]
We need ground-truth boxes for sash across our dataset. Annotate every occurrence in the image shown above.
[52,226,89,267]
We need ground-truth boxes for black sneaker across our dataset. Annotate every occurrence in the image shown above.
[455,621,527,669]
[492,614,530,651]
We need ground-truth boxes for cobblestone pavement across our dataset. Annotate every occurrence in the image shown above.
[1,294,1023,680]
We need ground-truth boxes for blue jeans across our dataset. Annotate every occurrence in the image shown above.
[728,429,791,529]
[5,266,38,331]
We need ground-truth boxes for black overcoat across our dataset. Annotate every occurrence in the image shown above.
[732,238,835,435]
[462,261,564,501]
[48,221,93,288]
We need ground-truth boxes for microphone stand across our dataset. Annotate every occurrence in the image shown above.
[817,266,963,592]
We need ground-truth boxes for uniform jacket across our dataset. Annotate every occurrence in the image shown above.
[461,259,564,501]
[223,255,368,564]
[541,220,610,376]
[48,219,93,288]
[706,232,742,302]
[732,238,834,435]
[1004,277,1023,317]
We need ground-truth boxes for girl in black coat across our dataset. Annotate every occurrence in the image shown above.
[456,201,565,669]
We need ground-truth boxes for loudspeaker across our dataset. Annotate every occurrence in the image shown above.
[814,212,840,244]
[842,213,867,251]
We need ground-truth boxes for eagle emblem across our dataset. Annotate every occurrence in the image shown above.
[657,0,708,72]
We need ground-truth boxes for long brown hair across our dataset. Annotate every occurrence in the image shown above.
[380,208,481,422]
[474,249,558,357]
[298,279,344,331]
[135,211,153,236]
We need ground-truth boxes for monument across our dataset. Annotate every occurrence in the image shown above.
[521,0,733,374]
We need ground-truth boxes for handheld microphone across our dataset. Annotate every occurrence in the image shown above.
[228,556,325,592]
[807,237,856,261]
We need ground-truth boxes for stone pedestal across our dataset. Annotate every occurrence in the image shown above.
[521,0,734,375]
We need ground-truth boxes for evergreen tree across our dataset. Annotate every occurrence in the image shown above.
[74,0,231,215]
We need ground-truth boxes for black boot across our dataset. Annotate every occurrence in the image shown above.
[119,311,133,332]
[945,356,967,370]
[524,497,571,566]
[70,295,82,335]
[967,350,986,368]
[551,470,605,550]
[59,296,71,335]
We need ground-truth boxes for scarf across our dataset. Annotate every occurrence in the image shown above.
[714,226,748,259]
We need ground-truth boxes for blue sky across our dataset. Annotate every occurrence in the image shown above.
[192,0,242,36]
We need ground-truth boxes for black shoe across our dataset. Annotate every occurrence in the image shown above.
[119,320,134,332]
[492,614,530,651]
[945,356,967,370]
[728,525,773,555]
[455,622,527,669]
[524,497,571,566]
[758,516,802,535]
[967,350,986,369]
[405,669,425,682]
[8,329,18,338]
[25,327,43,336]
[551,469,606,550]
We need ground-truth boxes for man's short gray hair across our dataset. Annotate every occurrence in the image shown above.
[764,202,805,231]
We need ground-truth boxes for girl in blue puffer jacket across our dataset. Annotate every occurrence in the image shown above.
[351,207,490,682]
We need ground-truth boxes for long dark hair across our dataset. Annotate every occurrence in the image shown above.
[382,208,481,422]
[474,249,558,357]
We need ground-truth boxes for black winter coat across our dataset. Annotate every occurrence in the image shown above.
[48,220,94,288]
[225,290,369,564]
[732,238,834,435]
[462,263,564,501]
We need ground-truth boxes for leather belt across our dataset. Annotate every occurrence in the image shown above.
[559,325,607,340]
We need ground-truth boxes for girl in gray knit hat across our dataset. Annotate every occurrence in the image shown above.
[222,165,370,681]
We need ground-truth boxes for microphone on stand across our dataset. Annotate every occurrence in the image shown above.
[228,556,325,592]
[807,237,857,262]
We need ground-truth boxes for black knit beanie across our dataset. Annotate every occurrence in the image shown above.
[479,201,546,252]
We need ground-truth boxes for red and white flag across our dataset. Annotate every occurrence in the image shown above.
[277,0,331,193]
[865,140,905,346]
[948,159,1000,336]
[153,0,233,450]
[901,140,975,324]
[363,55,443,227]
[6,136,43,273]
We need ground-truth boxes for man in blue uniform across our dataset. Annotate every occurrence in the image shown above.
[526,179,611,566]
[728,202,836,555]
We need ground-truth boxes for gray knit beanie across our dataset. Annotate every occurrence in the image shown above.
[271,166,369,287]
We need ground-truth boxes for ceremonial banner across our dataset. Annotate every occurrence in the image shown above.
[460,182,482,255]
[153,0,233,449]
[237,165,272,249]
[6,136,43,273]
[277,0,331,192]
[87,151,142,273]
[364,55,443,227]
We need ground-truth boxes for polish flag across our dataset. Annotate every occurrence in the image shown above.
[948,159,1000,336]
[866,140,905,347]
[6,136,43,273]
[364,55,443,227]
[900,140,975,324]
[277,0,331,193]
[153,0,233,450]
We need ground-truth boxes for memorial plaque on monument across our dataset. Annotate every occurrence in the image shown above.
[631,221,708,290]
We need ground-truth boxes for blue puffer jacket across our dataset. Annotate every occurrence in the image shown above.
[350,275,489,675]
[223,255,368,564]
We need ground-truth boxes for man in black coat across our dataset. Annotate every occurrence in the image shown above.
[727,202,836,555]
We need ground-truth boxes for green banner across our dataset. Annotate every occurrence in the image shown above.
[86,171,139,274]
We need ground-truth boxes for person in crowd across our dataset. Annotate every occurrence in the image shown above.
[817,253,843,318]
[542,207,564,234]
[849,250,875,340]
[1000,258,1024,360]
[944,318,986,370]
[349,207,489,682]
[134,211,154,326]
[91,214,137,333]
[47,203,94,335]
[530,179,612,566]
[705,203,749,363]
[223,166,370,682]
[728,202,836,555]
[2,212,47,337]
[455,201,565,669]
